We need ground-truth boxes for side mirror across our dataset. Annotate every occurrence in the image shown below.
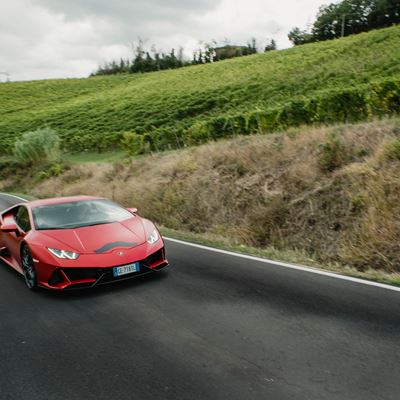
[127,207,138,214]
[1,221,18,233]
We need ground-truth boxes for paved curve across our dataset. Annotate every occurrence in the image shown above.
[0,193,27,211]
[0,194,399,400]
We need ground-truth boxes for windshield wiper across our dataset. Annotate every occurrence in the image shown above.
[38,221,114,230]
[64,221,114,229]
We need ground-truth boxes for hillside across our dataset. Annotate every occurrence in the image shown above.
[0,26,400,154]
[2,118,400,281]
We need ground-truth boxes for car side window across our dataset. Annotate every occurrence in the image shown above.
[15,206,31,233]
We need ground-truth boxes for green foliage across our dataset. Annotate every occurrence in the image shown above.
[0,26,400,155]
[186,122,211,145]
[0,160,20,179]
[35,163,65,181]
[94,39,259,77]
[288,27,313,45]
[318,133,347,172]
[48,162,64,176]
[121,131,145,156]
[13,128,60,166]
[289,0,400,45]
[264,39,277,52]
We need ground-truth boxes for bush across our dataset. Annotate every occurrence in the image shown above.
[121,131,144,156]
[379,138,400,162]
[318,133,347,172]
[0,160,20,179]
[14,127,60,167]
[186,122,211,145]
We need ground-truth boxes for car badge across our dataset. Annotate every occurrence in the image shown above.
[117,251,125,256]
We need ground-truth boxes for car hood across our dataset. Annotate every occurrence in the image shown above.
[39,217,146,254]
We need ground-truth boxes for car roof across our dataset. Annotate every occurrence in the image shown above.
[28,196,103,208]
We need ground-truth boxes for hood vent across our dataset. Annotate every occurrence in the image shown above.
[95,241,138,254]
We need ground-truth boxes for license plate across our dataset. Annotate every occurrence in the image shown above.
[113,262,140,277]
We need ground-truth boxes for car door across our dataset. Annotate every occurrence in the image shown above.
[1,205,32,270]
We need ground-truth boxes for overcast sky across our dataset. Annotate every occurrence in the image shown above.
[0,0,328,82]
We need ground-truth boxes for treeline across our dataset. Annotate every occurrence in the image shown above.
[92,39,276,76]
[289,0,399,45]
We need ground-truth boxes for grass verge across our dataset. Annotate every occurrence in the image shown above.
[2,191,399,287]
[159,226,400,287]
[4,119,400,286]
[63,151,125,164]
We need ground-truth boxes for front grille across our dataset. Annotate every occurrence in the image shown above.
[48,269,64,285]
[96,268,144,285]
[60,247,167,288]
[62,268,103,281]
[142,249,164,267]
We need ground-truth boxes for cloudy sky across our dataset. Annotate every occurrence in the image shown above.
[0,0,328,82]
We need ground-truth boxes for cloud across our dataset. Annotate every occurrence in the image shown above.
[34,0,218,18]
[0,0,325,81]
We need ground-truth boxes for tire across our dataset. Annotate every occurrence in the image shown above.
[21,245,37,290]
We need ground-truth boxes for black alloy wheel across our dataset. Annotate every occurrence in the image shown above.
[21,245,37,290]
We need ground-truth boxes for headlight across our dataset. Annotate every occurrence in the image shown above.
[48,248,80,260]
[147,229,159,244]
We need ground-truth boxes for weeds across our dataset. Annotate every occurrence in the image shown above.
[25,118,400,273]
[318,133,347,172]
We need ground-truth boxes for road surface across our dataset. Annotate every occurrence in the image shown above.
[0,193,399,400]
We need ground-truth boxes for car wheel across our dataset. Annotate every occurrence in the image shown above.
[21,245,37,290]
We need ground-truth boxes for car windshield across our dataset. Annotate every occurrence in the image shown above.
[31,199,133,230]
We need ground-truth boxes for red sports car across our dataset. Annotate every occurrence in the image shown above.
[0,196,168,290]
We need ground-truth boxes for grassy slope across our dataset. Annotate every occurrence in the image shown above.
[0,26,400,153]
[3,118,400,283]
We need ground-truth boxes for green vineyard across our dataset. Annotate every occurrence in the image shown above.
[1,25,399,154]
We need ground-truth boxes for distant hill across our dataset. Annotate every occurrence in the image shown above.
[0,25,399,154]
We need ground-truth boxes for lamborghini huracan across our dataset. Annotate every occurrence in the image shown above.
[0,196,168,290]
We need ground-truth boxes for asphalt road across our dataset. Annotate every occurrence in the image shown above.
[0,194,400,400]
[0,193,27,211]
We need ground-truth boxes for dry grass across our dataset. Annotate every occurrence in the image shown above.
[19,117,400,273]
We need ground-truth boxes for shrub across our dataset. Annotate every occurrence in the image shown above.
[186,122,211,145]
[13,127,60,167]
[121,131,144,156]
[32,161,65,182]
[0,160,20,179]
[48,162,64,177]
[318,133,347,172]
[379,138,400,162]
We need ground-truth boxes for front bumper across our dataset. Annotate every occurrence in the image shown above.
[37,245,168,290]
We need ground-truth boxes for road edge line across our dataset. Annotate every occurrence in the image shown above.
[0,193,28,202]
[2,194,398,292]
[164,237,400,292]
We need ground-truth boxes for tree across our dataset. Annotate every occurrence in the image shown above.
[264,39,277,52]
[143,52,155,72]
[203,43,215,63]
[369,0,400,28]
[289,0,400,45]
[312,0,372,40]
[246,37,258,55]
[311,3,343,41]
[177,47,185,67]
[288,27,313,45]
[130,39,146,73]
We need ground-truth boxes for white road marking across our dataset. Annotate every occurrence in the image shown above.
[164,237,400,292]
[0,193,28,202]
[2,193,398,292]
